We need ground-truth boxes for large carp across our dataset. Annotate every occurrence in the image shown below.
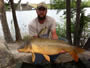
[18,38,85,63]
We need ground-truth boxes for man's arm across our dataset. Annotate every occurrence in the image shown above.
[51,29,58,40]
[50,17,58,40]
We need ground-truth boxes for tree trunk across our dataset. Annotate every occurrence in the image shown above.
[9,0,22,41]
[66,0,72,44]
[74,0,81,46]
[0,0,13,43]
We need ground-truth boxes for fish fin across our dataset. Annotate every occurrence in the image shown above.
[68,47,85,62]
[69,50,79,62]
[32,52,35,62]
[75,47,85,54]
[43,55,50,62]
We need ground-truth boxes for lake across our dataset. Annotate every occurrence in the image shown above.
[0,8,90,40]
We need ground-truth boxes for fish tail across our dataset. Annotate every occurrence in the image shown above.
[68,47,85,62]
[69,50,79,62]
[32,52,35,62]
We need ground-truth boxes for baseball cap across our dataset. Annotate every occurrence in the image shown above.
[37,2,47,10]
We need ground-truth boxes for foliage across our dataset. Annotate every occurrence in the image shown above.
[51,0,66,9]
[50,0,90,9]
[51,0,90,45]
[4,3,10,11]
[56,23,66,39]
[79,12,90,45]
[81,1,90,8]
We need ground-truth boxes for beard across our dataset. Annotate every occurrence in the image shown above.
[38,15,46,20]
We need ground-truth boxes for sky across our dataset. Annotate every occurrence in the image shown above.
[4,0,50,4]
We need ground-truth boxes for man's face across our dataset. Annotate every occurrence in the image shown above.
[36,7,47,20]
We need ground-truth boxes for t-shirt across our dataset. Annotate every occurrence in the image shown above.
[28,16,57,38]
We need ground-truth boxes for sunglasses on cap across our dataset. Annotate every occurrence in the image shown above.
[37,6,47,11]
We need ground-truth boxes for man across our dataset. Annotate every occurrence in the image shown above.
[28,2,59,64]
[28,2,58,39]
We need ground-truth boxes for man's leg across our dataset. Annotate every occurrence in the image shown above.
[34,53,45,64]
[49,54,60,63]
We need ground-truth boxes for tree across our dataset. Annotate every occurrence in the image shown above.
[50,0,72,44]
[9,0,22,41]
[0,0,13,43]
[66,0,72,44]
[50,0,89,46]
[74,0,81,46]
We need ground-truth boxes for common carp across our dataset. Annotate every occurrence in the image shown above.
[18,38,85,63]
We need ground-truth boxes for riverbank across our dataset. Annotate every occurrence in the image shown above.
[0,38,90,68]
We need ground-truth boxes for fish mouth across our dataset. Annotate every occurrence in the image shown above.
[18,44,32,53]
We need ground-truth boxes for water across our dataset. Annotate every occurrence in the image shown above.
[0,8,90,39]
[0,9,65,39]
